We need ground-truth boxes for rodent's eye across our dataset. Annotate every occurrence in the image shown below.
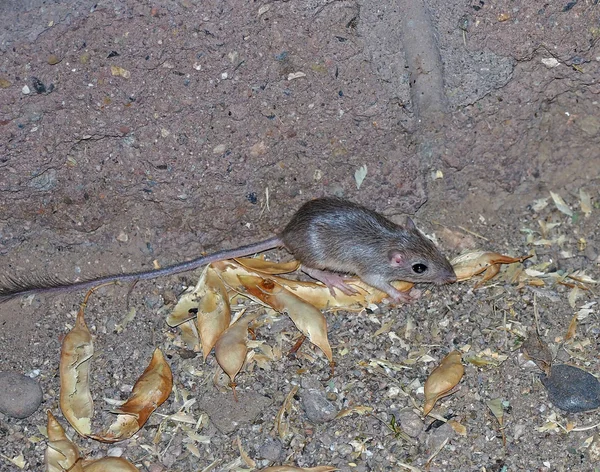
[412,263,428,274]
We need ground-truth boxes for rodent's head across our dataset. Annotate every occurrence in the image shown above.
[387,218,456,285]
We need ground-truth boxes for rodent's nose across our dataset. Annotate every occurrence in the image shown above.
[443,269,457,284]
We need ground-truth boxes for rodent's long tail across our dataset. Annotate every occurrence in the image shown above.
[0,237,282,303]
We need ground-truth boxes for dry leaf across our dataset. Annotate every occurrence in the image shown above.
[214,313,259,386]
[335,405,373,419]
[354,164,367,189]
[239,276,332,362]
[237,435,256,468]
[45,411,84,472]
[451,250,532,286]
[521,332,552,374]
[89,349,173,443]
[423,351,464,416]
[579,189,592,217]
[447,419,467,436]
[275,385,299,440]
[565,314,578,341]
[568,271,598,284]
[110,65,131,79]
[568,286,584,309]
[287,72,306,80]
[486,398,506,446]
[60,303,94,436]
[550,191,573,217]
[258,4,271,16]
[487,398,504,426]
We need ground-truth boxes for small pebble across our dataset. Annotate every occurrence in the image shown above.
[47,54,61,65]
[301,386,337,423]
[31,77,46,94]
[213,144,226,154]
[107,447,124,457]
[0,371,43,418]
[258,438,283,461]
[29,168,57,191]
[584,245,598,262]
[22,85,31,94]
[395,409,424,438]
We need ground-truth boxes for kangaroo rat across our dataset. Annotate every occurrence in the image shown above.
[0,197,456,303]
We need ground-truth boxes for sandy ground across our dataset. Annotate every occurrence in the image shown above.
[1,0,599,471]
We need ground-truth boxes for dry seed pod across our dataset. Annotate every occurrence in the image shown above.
[59,303,94,436]
[239,275,332,362]
[214,313,259,387]
[234,257,301,274]
[212,259,412,310]
[45,411,84,472]
[178,320,201,352]
[89,349,173,443]
[167,266,210,327]
[423,351,464,416]
[196,267,231,359]
[82,457,139,471]
[451,250,531,286]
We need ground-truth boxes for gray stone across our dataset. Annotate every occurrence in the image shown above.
[0,371,43,418]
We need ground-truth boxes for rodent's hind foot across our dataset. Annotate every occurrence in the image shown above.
[302,266,359,297]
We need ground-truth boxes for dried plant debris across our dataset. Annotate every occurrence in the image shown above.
[275,385,300,441]
[46,411,83,472]
[60,288,172,444]
[240,276,333,363]
[195,267,232,360]
[233,257,301,274]
[423,351,465,416]
[540,364,600,413]
[549,191,574,217]
[166,257,415,386]
[59,297,95,436]
[89,349,173,443]
[486,398,507,446]
[451,250,532,287]
[45,411,138,472]
[521,331,553,375]
[214,313,259,395]
[213,258,413,309]
[81,458,139,471]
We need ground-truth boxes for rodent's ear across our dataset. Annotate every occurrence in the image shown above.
[388,250,404,267]
[405,217,416,230]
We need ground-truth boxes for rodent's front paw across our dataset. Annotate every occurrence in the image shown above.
[384,288,421,305]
